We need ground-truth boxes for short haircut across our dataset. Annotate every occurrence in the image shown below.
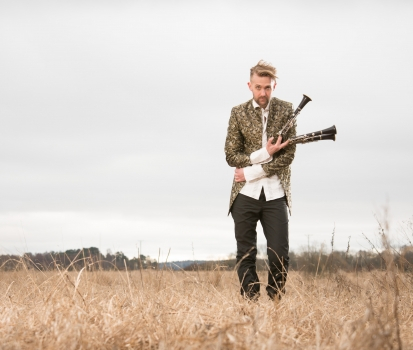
[250,60,278,81]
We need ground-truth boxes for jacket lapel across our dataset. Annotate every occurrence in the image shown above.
[267,98,279,138]
[247,99,262,125]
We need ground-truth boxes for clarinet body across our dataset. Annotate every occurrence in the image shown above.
[277,94,338,146]
[278,94,312,138]
[289,125,337,145]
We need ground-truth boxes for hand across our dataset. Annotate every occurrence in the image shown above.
[266,135,290,156]
[234,168,246,182]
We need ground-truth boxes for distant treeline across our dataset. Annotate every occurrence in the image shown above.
[1,246,413,274]
[0,248,153,272]
[186,247,413,274]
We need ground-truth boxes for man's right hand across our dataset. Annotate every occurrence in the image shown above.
[266,135,290,156]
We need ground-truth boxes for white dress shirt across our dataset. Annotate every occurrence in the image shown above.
[239,99,285,201]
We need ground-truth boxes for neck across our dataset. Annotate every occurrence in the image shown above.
[254,99,269,110]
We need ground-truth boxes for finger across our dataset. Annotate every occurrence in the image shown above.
[273,136,282,146]
[280,140,290,148]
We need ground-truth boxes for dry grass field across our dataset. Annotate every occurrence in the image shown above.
[1,259,412,349]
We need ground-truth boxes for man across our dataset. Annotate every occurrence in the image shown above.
[225,60,296,300]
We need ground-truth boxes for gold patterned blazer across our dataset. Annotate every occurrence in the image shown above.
[224,97,296,215]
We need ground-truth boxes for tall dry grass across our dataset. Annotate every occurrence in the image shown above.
[1,256,412,349]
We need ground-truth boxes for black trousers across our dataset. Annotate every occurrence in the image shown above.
[231,189,289,299]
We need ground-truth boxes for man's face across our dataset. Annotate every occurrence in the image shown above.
[248,74,276,108]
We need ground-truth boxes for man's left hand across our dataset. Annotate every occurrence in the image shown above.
[234,168,246,182]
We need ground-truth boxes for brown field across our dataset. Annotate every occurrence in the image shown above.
[1,263,412,349]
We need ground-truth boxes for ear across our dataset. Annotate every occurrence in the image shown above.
[273,81,277,90]
[247,81,252,91]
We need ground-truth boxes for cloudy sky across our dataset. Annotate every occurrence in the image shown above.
[1,0,412,261]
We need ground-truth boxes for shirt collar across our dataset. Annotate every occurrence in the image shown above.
[252,98,270,112]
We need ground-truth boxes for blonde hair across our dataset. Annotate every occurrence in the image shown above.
[250,60,278,81]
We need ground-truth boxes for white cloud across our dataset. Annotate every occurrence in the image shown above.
[1,0,412,258]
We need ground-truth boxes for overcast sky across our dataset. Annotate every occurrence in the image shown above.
[1,0,412,261]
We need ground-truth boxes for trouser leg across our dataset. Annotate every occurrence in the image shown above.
[231,193,261,299]
[260,196,289,299]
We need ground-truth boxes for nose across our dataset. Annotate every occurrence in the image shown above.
[259,89,266,96]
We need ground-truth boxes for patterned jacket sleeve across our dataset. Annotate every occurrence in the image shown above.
[262,106,297,176]
[224,107,251,168]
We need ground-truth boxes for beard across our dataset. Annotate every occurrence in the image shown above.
[257,96,269,108]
